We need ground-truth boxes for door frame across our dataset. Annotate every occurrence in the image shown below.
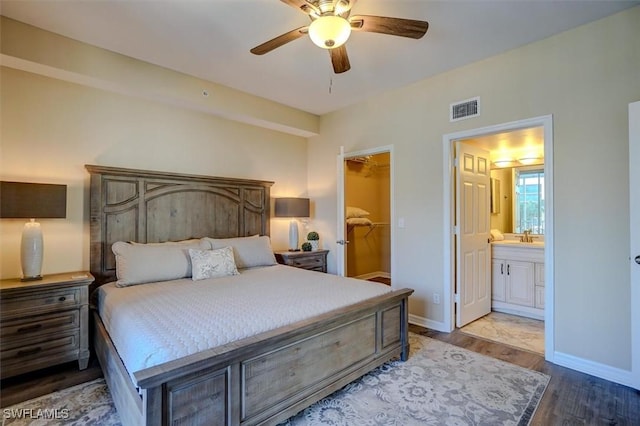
[442,115,555,362]
[629,101,640,389]
[336,145,395,282]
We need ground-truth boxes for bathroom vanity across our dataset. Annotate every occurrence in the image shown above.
[491,241,544,320]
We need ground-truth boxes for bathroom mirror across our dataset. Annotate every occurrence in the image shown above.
[490,165,545,235]
[490,178,500,214]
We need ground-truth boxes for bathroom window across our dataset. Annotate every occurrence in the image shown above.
[514,168,544,234]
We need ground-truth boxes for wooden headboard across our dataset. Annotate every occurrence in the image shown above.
[86,165,274,286]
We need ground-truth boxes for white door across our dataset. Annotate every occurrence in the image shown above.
[336,148,347,277]
[504,261,535,307]
[491,259,506,302]
[456,142,492,327]
[629,101,640,389]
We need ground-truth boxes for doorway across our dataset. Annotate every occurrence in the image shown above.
[442,115,555,361]
[336,146,394,285]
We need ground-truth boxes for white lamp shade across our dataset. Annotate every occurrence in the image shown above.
[309,16,351,49]
[21,219,43,279]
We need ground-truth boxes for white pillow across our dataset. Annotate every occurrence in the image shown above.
[112,240,206,287]
[189,247,240,281]
[346,206,370,219]
[130,239,202,246]
[203,235,276,269]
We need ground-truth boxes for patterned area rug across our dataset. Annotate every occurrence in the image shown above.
[2,334,549,425]
[2,378,119,426]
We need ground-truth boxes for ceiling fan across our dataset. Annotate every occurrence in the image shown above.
[250,0,429,74]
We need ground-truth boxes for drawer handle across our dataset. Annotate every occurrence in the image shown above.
[58,296,67,302]
[17,324,43,334]
[17,347,42,357]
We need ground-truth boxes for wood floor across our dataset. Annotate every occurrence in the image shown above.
[2,326,639,425]
[411,325,640,426]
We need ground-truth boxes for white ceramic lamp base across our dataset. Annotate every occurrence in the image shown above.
[21,219,43,281]
[288,219,299,251]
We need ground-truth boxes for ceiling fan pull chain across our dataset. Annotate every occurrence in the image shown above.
[329,77,333,94]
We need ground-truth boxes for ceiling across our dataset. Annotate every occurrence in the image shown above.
[464,127,544,167]
[1,0,637,115]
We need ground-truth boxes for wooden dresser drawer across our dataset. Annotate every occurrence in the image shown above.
[275,250,329,273]
[1,288,81,318]
[291,255,324,269]
[0,271,94,378]
[1,310,79,341]
[1,330,79,377]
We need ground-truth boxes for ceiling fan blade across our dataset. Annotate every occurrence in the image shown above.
[330,45,351,74]
[250,27,308,55]
[280,0,319,16]
[350,15,429,39]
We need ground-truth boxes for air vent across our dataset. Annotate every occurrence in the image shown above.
[450,97,480,122]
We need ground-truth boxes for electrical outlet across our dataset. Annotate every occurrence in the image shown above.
[433,293,440,305]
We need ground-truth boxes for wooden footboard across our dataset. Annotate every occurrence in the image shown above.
[93,288,413,426]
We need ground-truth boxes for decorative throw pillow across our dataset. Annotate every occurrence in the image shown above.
[189,246,240,281]
[346,206,371,219]
[203,235,277,269]
[112,240,207,287]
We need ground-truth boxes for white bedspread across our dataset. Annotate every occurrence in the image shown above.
[97,265,391,385]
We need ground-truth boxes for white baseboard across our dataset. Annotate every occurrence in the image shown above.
[409,314,449,332]
[411,315,637,390]
[552,351,637,390]
[492,305,544,321]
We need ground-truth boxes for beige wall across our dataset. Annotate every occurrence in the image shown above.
[0,65,310,277]
[1,6,638,381]
[309,7,640,371]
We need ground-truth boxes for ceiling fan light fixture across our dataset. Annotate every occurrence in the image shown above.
[309,16,351,49]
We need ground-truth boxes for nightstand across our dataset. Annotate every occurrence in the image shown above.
[0,271,94,379]
[275,250,329,273]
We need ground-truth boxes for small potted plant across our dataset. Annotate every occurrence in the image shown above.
[301,242,312,252]
[307,231,319,250]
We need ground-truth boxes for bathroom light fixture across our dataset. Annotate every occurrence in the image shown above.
[274,197,310,251]
[0,181,67,280]
[518,157,541,165]
[308,15,351,49]
[493,159,514,168]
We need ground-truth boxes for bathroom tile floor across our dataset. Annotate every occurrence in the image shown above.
[459,311,544,355]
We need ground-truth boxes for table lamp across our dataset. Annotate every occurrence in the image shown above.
[0,181,67,281]
[274,197,310,251]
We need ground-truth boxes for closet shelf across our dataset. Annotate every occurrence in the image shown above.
[364,222,390,238]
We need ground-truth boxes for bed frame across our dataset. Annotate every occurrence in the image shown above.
[86,165,413,426]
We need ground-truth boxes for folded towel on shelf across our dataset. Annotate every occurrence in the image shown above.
[346,206,370,219]
[490,229,505,241]
[347,217,373,226]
